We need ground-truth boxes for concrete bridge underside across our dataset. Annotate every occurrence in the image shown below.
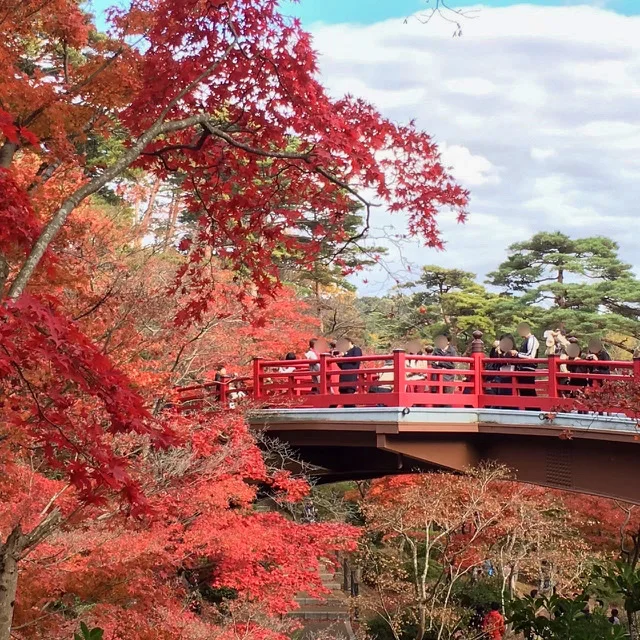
[250,408,640,503]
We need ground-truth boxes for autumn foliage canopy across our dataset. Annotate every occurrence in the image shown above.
[0,0,469,637]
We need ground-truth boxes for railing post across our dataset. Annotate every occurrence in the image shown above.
[471,330,484,402]
[253,358,264,400]
[393,349,406,396]
[219,379,228,405]
[547,354,559,399]
[319,352,329,395]
[634,352,640,384]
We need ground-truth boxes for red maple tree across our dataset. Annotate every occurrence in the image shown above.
[0,0,468,637]
[0,170,354,639]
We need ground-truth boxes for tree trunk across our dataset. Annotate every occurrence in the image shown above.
[137,176,162,244]
[27,160,61,195]
[500,572,508,613]
[0,509,62,639]
[0,255,8,293]
[629,531,640,569]
[5,113,206,301]
[416,603,427,640]
[0,527,23,640]
[0,142,18,169]
[626,607,636,640]
[163,191,179,250]
[508,567,519,598]
[555,268,566,307]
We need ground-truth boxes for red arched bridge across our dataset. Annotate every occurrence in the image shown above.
[178,339,640,503]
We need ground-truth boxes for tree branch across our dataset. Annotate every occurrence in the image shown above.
[6,113,210,300]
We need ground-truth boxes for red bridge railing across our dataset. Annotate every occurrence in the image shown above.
[177,347,640,418]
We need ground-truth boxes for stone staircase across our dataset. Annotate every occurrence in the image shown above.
[288,558,354,639]
[251,501,355,638]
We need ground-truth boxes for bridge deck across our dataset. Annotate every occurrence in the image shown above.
[177,350,640,502]
[253,407,640,503]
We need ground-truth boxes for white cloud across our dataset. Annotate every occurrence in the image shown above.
[445,77,497,96]
[439,143,501,186]
[531,147,557,161]
[308,4,640,292]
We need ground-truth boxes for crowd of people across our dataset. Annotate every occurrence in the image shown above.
[281,323,614,398]
[483,323,612,399]
[208,325,616,405]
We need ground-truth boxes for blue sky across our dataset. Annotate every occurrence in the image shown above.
[91,0,640,30]
[280,0,639,24]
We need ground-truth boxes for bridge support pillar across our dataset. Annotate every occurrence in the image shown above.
[377,434,480,472]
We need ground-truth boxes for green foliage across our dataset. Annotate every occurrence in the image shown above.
[199,585,239,604]
[356,295,415,349]
[74,622,104,640]
[507,593,626,640]
[285,205,388,297]
[594,561,640,618]
[452,576,503,610]
[405,265,499,345]
[487,232,631,294]
[487,231,640,349]
[356,232,640,354]
[357,266,523,352]
[309,481,363,525]
[367,614,425,640]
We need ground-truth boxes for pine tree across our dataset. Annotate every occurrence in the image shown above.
[488,232,640,352]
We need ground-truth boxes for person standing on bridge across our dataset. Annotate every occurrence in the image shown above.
[586,338,612,385]
[328,342,341,396]
[337,337,363,405]
[305,338,320,393]
[514,322,540,400]
[562,339,588,397]
[431,333,457,394]
[279,352,297,374]
[486,334,517,401]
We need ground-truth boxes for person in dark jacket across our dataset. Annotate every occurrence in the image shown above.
[486,334,517,397]
[431,333,457,394]
[586,338,611,385]
[562,339,589,396]
[337,337,363,400]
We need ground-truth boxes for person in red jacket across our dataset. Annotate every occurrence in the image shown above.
[483,602,506,640]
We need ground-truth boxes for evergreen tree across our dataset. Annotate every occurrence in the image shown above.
[403,265,522,350]
[488,232,640,353]
[283,204,388,298]
[356,294,415,350]
[355,267,522,352]
[487,232,633,305]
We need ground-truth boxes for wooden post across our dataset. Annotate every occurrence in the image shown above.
[253,358,263,400]
[319,353,329,396]
[634,353,640,384]
[343,557,349,592]
[547,354,559,399]
[471,330,484,402]
[219,378,228,405]
[393,349,406,397]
